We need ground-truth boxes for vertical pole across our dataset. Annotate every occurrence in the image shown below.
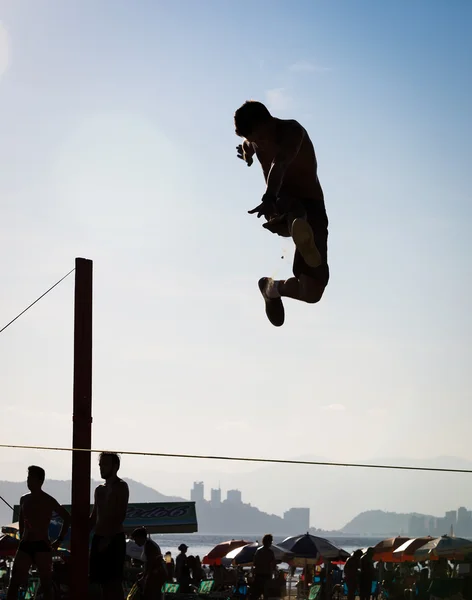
[70,258,93,600]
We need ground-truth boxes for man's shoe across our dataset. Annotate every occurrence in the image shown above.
[258,278,285,327]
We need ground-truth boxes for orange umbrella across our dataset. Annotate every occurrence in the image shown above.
[392,537,434,562]
[202,539,250,565]
[372,537,410,562]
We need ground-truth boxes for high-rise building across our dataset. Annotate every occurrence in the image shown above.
[408,515,427,537]
[211,488,222,507]
[226,489,242,504]
[283,508,310,533]
[435,517,447,536]
[190,481,205,503]
[445,510,457,532]
[457,507,472,536]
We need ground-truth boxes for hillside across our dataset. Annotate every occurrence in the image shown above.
[341,510,435,536]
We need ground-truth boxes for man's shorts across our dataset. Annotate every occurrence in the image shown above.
[18,539,51,561]
[89,533,126,584]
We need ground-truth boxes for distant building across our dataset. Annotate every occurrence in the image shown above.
[435,517,447,536]
[457,507,472,537]
[226,489,242,504]
[408,515,427,537]
[425,517,435,535]
[211,488,222,507]
[445,510,457,533]
[284,508,310,533]
[191,481,205,503]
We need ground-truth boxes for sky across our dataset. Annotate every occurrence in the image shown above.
[0,0,471,529]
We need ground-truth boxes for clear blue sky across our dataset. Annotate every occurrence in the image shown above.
[0,0,471,526]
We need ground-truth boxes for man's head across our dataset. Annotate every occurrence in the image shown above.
[99,452,120,480]
[178,543,188,553]
[234,100,273,142]
[262,534,273,548]
[131,526,147,547]
[27,465,45,491]
[353,549,363,559]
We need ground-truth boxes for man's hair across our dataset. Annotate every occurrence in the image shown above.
[234,100,272,138]
[262,533,273,547]
[28,465,45,484]
[99,452,121,470]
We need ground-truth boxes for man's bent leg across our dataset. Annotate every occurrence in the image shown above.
[7,551,32,600]
[290,218,322,268]
[276,225,329,303]
[278,274,326,304]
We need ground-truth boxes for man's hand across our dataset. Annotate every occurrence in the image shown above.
[236,144,253,167]
[248,193,277,220]
[263,215,291,237]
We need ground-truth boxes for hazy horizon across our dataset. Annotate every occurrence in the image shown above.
[1,1,471,532]
[2,452,472,530]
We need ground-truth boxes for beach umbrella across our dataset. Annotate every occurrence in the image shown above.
[229,542,295,566]
[278,533,349,563]
[226,542,258,562]
[414,536,472,561]
[372,537,410,562]
[392,537,434,562]
[202,539,250,565]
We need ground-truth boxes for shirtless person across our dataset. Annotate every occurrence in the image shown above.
[7,465,71,600]
[251,534,276,600]
[235,100,329,327]
[89,452,129,600]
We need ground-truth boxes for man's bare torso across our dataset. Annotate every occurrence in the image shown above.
[252,118,321,199]
[254,546,275,576]
[21,492,57,542]
[94,478,129,536]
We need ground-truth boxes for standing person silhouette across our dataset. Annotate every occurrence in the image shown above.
[89,452,129,600]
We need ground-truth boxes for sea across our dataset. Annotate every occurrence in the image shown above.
[150,533,383,560]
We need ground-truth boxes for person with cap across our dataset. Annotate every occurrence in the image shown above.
[175,543,191,591]
[131,527,166,600]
